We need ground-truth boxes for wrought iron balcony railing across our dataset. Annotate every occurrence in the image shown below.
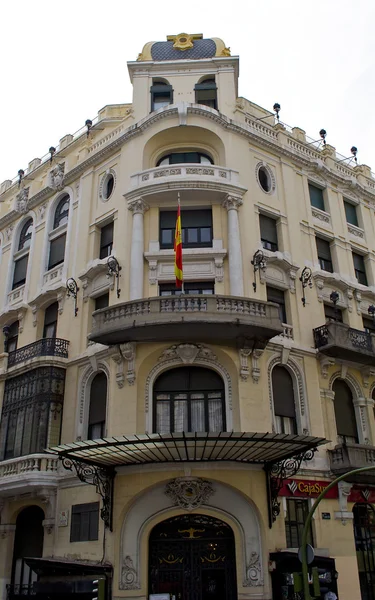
[313,321,374,365]
[7,338,69,367]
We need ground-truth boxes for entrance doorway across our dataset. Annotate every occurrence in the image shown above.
[353,503,375,600]
[149,514,237,600]
[9,506,44,599]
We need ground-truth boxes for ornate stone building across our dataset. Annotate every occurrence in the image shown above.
[0,31,375,600]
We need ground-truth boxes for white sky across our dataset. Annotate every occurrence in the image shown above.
[0,0,374,183]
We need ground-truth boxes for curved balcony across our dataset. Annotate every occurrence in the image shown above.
[89,295,283,346]
[314,321,375,365]
[0,453,59,496]
[7,337,69,368]
[124,164,247,204]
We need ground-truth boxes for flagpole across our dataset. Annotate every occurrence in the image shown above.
[178,192,184,295]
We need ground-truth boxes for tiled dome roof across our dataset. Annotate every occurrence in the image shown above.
[137,34,231,62]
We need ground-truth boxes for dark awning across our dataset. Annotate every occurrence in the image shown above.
[24,556,112,576]
[50,431,326,468]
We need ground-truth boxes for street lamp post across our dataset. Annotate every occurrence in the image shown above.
[301,465,375,600]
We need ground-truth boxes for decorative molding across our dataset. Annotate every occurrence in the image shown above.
[319,356,335,379]
[255,161,276,194]
[128,198,149,215]
[243,551,263,587]
[329,370,363,399]
[37,202,48,224]
[239,347,252,381]
[251,349,264,383]
[348,223,365,239]
[222,195,243,211]
[361,367,375,389]
[312,207,331,225]
[158,343,217,365]
[121,556,140,590]
[16,187,30,214]
[49,163,65,190]
[267,354,308,432]
[165,477,214,511]
[120,342,136,385]
[5,224,14,242]
[111,350,125,389]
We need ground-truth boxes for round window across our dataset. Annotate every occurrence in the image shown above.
[100,170,116,202]
[256,163,275,194]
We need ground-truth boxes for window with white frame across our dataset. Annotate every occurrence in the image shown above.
[48,194,70,270]
[88,372,107,440]
[332,379,358,444]
[12,218,33,290]
[272,366,297,434]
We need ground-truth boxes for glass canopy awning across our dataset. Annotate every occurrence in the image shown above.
[50,432,327,531]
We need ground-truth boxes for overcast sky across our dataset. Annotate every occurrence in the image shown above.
[0,0,374,183]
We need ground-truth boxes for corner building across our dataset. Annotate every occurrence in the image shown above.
[1,32,375,600]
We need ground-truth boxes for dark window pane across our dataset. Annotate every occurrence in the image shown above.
[260,215,278,251]
[18,219,33,251]
[309,184,325,211]
[316,237,333,272]
[53,195,70,229]
[160,210,212,249]
[100,222,114,259]
[187,228,198,244]
[157,153,213,166]
[12,255,28,289]
[272,366,296,418]
[353,253,368,286]
[195,80,217,110]
[363,317,375,334]
[324,304,343,323]
[159,282,214,296]
[344,200,358,226]
[200,227,211,243]
[70,502,99,542]
[267,286,287,323]
[333,379,358,443]
[6,321,19,353]
[43,303,58,338]
[88,373,107,440]
[285,499,313,548]
[95,293,109,311]
[48,234,66,269]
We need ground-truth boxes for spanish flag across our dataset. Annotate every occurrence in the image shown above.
[174,196,183,289]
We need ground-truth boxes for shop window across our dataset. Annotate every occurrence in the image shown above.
[353,252,368,286]
[43,302,58,338]
[151,80,173,112]
[160,209,213,249]
[95,293,109,311]
[260,214,278,251]
[344,200,359,227]
[316,237,333,273]
[99,222,114,259]
[6,321,19,353]
[324,304,343,323]
[309,183,325,211]
[272,366,297,434]
[195,78,218,110]
[332,379,358,444]
[159,282,214,296]
[153,367,225,434]
[88,372,107,440]
[70,502,99,542]
[267,286,287,323]
[157,152,213,166]
[285,498,314,548]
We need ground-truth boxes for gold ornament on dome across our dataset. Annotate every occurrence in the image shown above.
[167,32,203,51]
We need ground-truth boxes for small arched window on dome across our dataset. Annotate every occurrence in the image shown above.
[88,372,107,440]
[48,194,70,270]
[272,366,297,434]
[333,379,358,444]
[150,79,173,112]
[12,219,33,290]
[195,77,218,110]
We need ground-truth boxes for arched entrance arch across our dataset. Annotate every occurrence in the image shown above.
[10,506,44,599]
[149,513,237,600]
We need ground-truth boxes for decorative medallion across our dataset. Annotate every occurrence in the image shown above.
[166,33,203,51]
[243,551,263,587]
[165,477,214,511]
[121,555,140,590]
[158,343,217,365]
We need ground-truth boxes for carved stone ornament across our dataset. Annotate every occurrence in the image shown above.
[37,202,48,223]
[16,188,30,214]
[5,224,14,242]
[165,477,214,511]
[50,163,65,190]
[121,555,140,590]
[128,198,149,215]
[158,343,217,365]
[243,551,264,587]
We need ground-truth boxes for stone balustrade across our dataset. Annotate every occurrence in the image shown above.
[0,454,59,479]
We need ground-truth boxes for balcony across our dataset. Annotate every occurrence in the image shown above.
[89,295,283,346]
[0,453,59,496]
[8,338,69,368]
[329,443,375,483]
[313,321,375,365]
[125,164,247,204]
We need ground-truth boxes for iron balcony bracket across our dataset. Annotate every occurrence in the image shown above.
[265,447,317,528]
[61,457,115,531]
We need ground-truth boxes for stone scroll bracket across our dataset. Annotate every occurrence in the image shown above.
[111,343,137,387]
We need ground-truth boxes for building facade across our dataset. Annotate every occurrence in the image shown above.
[0,32,375,600]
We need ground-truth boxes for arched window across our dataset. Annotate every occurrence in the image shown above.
[272,366,297,434]
[153,366,225,433]
[157,152,213,166]
[88,372,107,439]
[151,80,173,112]
[11,506,44,596]
[43,302,58,338]
[53,194,70,229]
[18,218,33,251]
[195,77,218,110]
[48,194,70,270]
[333,379,358,443]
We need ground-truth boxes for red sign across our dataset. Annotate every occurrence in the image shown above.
[279,478,338,499]
[349,487,375,503]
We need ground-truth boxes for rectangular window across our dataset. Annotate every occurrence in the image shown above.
[48,234,66,269]
[159,282,215,296]
[324,304,343,323]
[344,200,359,227]
[195,81,218,110]
[43,303,58,338]
[95,293,109,311]
[260,215,278,252]
[285,498,314,548]
[160,209,212,249]
[99,223,114,259]
[316,237,333,273]
[70,502,99,542]
[151,84,173,112]
[363,317,375,334]
[309,183,325,211]
[267,286,287,323]
[12,255,28,289]
[353,252,368,286]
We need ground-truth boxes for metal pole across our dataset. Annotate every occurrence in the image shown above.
[301,465,375,599]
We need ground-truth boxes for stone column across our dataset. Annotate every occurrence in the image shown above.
[320,389,337,444]
[128,199,149,301]
[222,196,244,296]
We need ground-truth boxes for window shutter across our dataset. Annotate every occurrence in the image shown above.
[89,373,107,426]
[89,509,99,540]
[333,380,358,440]
[316,237,331,260]
[48,234,66,269]
[344,201,358,226]
[272,366,296,418]
[12,255,29,289]
[260,215,277,244]
[309,184,325,211]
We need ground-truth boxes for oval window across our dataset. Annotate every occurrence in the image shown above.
[258,166,271,192]
[100,172,115,201]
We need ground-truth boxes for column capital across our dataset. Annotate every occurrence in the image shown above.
[222,195,243,211]
[128,198,149,215]
[320,388,335,401]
